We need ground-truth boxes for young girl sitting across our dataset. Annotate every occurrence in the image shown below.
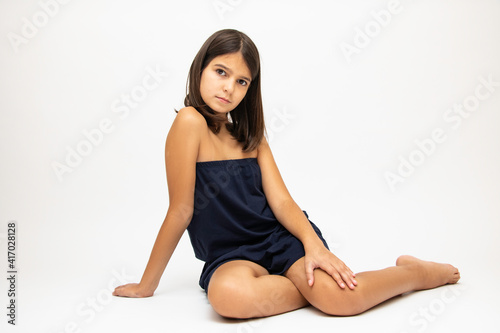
[112,29,460,319]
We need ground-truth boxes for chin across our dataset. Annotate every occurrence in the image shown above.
[209,105,233,114]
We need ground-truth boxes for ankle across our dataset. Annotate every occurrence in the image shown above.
[401,263,424,291]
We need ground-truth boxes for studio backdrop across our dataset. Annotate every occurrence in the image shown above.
[0,1,499,332]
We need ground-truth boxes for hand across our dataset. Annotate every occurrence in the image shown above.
[112,283,154,298]
[304,245,357,289]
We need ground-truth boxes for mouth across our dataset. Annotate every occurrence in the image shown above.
[216,96,230,104]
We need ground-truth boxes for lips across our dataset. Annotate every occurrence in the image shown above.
[216,96,230,104]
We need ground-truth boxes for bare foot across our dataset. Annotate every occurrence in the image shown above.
[396,255,460,290]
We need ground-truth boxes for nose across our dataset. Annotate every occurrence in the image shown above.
[223,80,235,94]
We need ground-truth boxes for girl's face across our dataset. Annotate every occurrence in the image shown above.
[200,52,252,115]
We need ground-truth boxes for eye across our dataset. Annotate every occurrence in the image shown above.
[238,79,248,86]
[216,68,226,76]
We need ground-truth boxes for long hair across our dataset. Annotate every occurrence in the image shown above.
[182,29,264,152]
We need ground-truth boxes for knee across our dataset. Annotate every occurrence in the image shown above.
[207,276,254,319]
[313,284,367,316]
[319,299,367,316]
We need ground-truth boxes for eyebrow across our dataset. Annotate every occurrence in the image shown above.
[214,63,252,83]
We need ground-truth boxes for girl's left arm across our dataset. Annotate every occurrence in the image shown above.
[257,138,357,289]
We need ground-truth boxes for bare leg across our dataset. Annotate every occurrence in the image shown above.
[285,255,460,316]
[207,260,309,319]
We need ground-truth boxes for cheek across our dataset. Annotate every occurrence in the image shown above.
[201,73,218,93]
[236,87,249,102]
[200,76,212,97]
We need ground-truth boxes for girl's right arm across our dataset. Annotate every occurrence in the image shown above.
[113,107,204,297]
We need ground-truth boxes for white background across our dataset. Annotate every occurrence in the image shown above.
[1,0,499,332]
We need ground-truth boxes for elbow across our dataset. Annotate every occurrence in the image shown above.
[167,204,194,226]
[270,198,297,221]
[274,197,296,213]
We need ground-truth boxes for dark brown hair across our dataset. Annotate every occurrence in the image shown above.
[182,29,264,152]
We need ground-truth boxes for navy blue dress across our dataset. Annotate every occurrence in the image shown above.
[186,158,329,292]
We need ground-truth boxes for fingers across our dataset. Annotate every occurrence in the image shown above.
[304,250,359,291]
[112,283,136,297]
[334,263,357,290]
[322,267,347,289]
[339,270,357,290]
[112,283,153,298]
[319,258,357,290]
[112,285,126,297]
[325,269,345,289]
[305,262,315,287]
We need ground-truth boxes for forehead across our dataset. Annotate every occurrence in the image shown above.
[209,53,251,78]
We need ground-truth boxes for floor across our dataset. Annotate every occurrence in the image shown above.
[2,228,498,333]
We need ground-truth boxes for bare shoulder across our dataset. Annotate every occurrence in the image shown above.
[173,106,206,130]
[257,136,275,167]
[257,135,271,157]
[166,107,206,154]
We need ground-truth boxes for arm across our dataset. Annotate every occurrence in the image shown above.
[113,107,204,297]
[257,137,357,289]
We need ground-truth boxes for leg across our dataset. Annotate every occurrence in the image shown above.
[285,255,460,316]
[207,260,309,319]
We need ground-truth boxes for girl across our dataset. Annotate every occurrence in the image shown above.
[112,29,460,318]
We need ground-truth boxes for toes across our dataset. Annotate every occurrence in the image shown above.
[450,270,460,284]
